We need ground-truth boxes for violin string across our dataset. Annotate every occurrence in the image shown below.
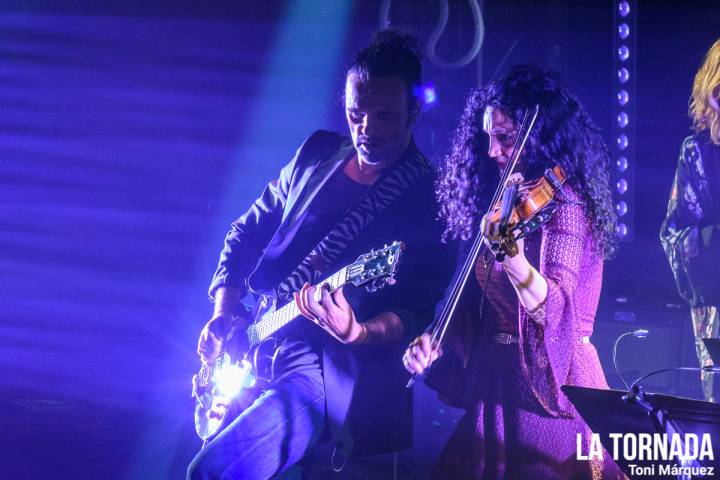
[488,105,538,208]
[428,105,540,355]
[428,227,485,348]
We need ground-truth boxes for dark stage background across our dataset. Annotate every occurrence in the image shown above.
[1,1,718,478]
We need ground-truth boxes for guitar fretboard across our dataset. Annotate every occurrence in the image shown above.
[245,266,351,346]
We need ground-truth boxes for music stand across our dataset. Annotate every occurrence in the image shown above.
[563,385,720,478]
[703,338,720,365]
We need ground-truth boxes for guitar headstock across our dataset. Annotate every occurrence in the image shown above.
[347,240,404,292]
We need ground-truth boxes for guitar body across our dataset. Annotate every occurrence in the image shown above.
[192,298,283,443]
[192,241,404,443]
[192,351,261,443]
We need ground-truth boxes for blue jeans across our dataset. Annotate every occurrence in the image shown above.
[187,372,326,480]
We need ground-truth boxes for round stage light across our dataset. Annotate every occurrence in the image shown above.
[617,90,629,106]
[617,112,629,128]
[618,45,630,62]
[618,23,630,39]
[616,178,628,195]
[616,201,628,216]
[618,1,630,17]
[616,223,628,238]
[616,156,628,172]
[617,134,629,150]
[617,68,630,84]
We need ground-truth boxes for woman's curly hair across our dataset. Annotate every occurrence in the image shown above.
[437,64,617,258]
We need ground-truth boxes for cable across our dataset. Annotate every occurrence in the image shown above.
[379,0,392,28]
[427,0,484,69]
[615,327,720,397]
[630,366,720,393]
[612,328,649,390]
[379,0,484,69]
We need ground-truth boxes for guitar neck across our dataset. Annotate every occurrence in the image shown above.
[246,266,350,347]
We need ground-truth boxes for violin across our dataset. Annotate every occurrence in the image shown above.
[483,164,567,261]
[406,104,559,388]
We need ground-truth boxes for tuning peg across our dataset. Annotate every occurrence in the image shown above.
[365,282,378,293]
[386,275,396,286]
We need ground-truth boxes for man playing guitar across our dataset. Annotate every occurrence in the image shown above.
[188,29,453,480]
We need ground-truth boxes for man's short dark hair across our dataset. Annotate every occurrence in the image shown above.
[347,29,423,112]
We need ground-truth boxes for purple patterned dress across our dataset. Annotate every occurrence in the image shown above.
[427,186,624,479]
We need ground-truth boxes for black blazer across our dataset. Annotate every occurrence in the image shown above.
[209,130,455,455]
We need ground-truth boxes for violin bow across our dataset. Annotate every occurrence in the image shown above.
[406,105,540,389]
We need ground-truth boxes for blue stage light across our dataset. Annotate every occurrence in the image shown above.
[617,112,629,128]
[617,134,629,150]
[616,156,628,172]
[616,223,628,237]
[617,178,628,195]
[616,201,628,216]
[618,1,630,17]
[617,67,630,83]
[618,45,630,62]
[618,23,630,39]
[423,85,437,105]
[617,90,629,106]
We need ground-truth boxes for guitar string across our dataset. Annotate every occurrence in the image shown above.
[249,265,352,345]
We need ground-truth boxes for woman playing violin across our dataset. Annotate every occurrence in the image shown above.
[403,64,623,479]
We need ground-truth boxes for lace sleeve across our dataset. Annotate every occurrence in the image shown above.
[517,186,591,418]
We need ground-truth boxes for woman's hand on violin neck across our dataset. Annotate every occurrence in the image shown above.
[480,213,501,242]
[480,213,528,264]
[402,333,442,374]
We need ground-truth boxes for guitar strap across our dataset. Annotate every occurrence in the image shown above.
[275,147,431,302]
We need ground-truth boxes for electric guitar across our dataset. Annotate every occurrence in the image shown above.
[192,240,404,443]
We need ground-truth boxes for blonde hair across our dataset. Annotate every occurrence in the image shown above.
[690,38,720,145]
